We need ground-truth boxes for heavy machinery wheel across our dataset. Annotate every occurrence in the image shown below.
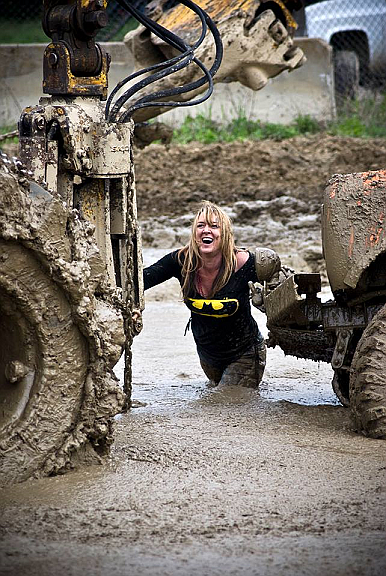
[332,334,362,408]
[333,50,359,103]
[350,305,386,439]
[0,154,126,486]
[332,368,350,407]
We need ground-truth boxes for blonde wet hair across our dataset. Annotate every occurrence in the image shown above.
[178,201,237,298]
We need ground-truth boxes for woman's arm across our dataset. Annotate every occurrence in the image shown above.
[144,250,182,290]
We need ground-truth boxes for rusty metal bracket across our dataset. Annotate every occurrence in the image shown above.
[42,0,109,98]
[331,329,353,370]
[264,273,322,328]
[43,41,109,98]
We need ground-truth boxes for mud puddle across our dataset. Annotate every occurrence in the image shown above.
[115,296,338,415]
[1,279,385,576]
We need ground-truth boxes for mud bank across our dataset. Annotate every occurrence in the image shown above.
[135,136,386,219]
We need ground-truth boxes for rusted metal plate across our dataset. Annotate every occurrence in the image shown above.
[156,0,256,38]
[43,43,108,99]
[267,326,335,363]
[264,275,311,327]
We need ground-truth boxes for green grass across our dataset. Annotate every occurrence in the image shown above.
[171,111,317,145]
[0,16,138,44]
[2,94,386,146]
[0,126,18,145]
[172,112,323,145]
[0,19,48,44]
[329,94,386,139]
[171,94,386,144]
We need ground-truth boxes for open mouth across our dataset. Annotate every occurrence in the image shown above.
[202,237,213,245]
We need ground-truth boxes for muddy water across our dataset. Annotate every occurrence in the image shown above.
[1,273,386,576]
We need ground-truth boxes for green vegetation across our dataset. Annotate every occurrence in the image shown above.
[329,94,386,139]
[172,111,320,144]
[0,20,48,44]
[0,126,18,145]
[2,95,386,146]
[0,16,138,44]
[172,94,386,144]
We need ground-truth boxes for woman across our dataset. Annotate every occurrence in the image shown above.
[142,200,266,388]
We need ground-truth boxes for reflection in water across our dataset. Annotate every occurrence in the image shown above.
[115,357,339,417]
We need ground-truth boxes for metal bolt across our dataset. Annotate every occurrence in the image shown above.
[62,155,72,169]
[82,158,93,171]
[84,10,108,29]
[269,21,285,44]
[48,51,58,67]
[34,115,45,131]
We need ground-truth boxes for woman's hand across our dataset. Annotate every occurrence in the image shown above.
[248,281,265,312]
[132,308,143,334]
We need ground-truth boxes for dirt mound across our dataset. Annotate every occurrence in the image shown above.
[135,135,386,218]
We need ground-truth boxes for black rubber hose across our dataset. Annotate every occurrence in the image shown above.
[109,0,223,122]
[117,56,214,123]
[107,53,194,122]
[105,51,193,120]
[106,0,207,121]
[116,0,206,52]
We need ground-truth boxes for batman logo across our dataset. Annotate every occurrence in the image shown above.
[186,298,239,317]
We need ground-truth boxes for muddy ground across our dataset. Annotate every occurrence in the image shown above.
[1,135,386,575]
[135,135,386,219]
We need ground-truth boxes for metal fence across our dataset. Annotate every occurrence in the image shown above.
[296,0,386,100]
[2,0,42,20]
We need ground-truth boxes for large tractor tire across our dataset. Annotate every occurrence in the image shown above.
[332,368,350,407]
[350,304,386,439]
[0,154,126,486]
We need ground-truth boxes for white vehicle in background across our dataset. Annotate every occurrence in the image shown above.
[303,0,386,100]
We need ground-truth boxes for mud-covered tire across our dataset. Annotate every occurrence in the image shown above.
[0,154,126,486]
[0,239,90,481]
[332,368,350,407]
[350,305,386,439]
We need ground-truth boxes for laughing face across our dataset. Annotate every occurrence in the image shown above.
[195,215,221,256]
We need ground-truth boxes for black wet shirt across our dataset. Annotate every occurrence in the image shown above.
[143,250,263,368]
